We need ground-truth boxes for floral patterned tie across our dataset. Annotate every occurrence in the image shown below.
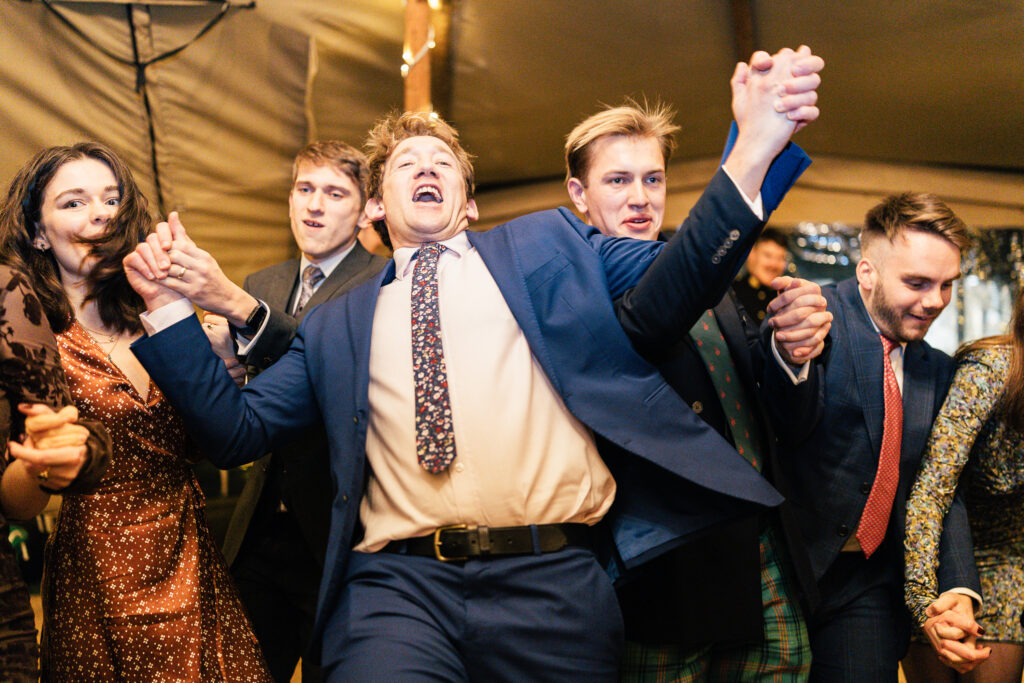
[857,334,903,557]
[411,243,457,473]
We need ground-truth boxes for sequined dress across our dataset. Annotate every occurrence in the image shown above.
[41,321,271,681]
[905,345,1024,642]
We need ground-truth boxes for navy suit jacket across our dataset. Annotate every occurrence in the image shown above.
[612,289,819,647]
[134,160,809,661]
[765,277,979,602]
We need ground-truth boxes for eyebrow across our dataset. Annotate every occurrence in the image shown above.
[53,185,119,202]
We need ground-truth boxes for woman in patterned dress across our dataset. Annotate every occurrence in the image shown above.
[903,286,1024,682]
[0,264,110,682]
[0,143,271,682]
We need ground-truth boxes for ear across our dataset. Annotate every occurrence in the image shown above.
[365,197,386,223]
[33,223,50,250]
[855,257,876,292]
[466,198,479,222]
[566,178,589,217]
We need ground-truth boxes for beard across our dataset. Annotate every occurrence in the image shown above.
[868,285,933,343]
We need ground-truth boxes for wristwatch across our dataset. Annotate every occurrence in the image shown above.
[234,301,267,337]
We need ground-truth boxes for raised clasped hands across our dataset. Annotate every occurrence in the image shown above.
[922,592,991,673]
[724,45,823,199]
[8,404,89,490]
[124,213,251,378]
[767,276,831,364]
[124,211,242,313]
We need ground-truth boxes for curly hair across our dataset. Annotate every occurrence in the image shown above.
[0,142,152,334]
[363,111,475,249]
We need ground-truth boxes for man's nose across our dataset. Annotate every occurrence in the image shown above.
[627,180,649,207]
[308,190,325,212]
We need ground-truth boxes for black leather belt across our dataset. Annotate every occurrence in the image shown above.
[380,523,593,562]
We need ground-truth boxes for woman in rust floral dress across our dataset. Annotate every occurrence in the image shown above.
[0,264,110,682]
[0,143,270,682]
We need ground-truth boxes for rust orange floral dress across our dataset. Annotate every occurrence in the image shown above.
[41,321,270,682]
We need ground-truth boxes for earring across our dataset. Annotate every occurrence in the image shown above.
[33,235,49,251]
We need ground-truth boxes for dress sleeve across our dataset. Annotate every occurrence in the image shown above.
[0,268,109,492]
[904,349,1001,626]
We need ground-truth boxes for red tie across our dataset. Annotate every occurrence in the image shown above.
[857,335,903,557]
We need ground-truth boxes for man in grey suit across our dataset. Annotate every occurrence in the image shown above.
[152,141,387,682]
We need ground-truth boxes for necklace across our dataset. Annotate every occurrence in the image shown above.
[77,321,120,362]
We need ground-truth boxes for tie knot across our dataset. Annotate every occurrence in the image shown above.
[303,264,325,287]
[417,242,444,262]
[879,334,899,356]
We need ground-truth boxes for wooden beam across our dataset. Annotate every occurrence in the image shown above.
[729,0,757,63]
[403,0,432,112]
[429,0,454,121]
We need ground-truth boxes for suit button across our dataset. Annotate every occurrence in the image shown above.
[353,416,358,424]
[729,230,741,240]
[860,482,872,495]
[692,401,703,414]
[711,255,721,264]
[837,524,850,538]
[341,494,348,502]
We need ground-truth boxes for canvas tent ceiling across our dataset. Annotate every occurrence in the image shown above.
[0,0,1021,284]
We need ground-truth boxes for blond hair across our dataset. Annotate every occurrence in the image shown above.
[564,100,680,184]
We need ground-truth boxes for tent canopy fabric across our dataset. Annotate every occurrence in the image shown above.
[1,0,1021,284]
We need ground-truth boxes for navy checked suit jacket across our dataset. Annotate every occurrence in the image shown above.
[766,277,980,599]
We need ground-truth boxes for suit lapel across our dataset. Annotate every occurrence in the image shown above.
[300,242,376,319]
[260,259,301,311]
[900,342,935,464]
[466,228,561,394]
[346,262,395,414]
[837,278,886,459]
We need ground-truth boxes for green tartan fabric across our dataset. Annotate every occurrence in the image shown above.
[619,526,811,682]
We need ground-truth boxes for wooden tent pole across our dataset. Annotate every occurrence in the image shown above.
[403,0,432,112]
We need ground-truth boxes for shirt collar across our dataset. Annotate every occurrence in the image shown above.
[393,230,471,281]
[299,239,357,281]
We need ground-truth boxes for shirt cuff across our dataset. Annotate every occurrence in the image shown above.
[721,165,765,221]
[234,300,271,356]
[771,331,810,384]
[943,588,984,611]
[139,298,196,336]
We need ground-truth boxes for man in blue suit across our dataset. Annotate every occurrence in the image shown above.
[124,46,823,682]
[563,100,827,681]
[760,192,987,680]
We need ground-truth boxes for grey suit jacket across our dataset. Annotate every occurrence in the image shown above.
[221,241,387,567]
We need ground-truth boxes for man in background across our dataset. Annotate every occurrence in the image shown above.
[734,227,790,322]
[138,141,387,681]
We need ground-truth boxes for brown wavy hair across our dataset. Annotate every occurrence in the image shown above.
[959,285,1024,433]
[363,111,475,249]
[0,142,151,334]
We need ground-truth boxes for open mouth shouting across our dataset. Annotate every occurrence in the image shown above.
[413,184,443,203]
